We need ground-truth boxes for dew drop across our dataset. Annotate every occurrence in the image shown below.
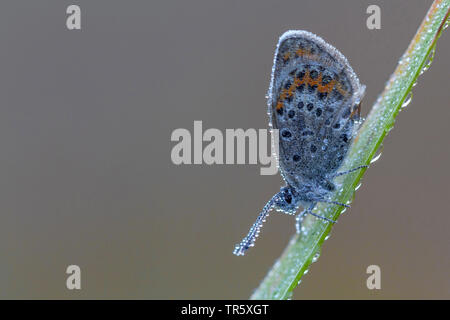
[401,92,413,109]
[312,252,320,263]
[420,47,435,75]
[370,149,383,164]
[301,227,308,236]
[443,18,449,30]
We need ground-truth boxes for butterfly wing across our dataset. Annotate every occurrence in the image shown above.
[268,31,365,188]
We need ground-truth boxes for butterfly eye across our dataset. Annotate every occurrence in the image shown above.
[284,193,292,204]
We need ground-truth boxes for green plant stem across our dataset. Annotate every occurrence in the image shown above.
[251,0,450,300]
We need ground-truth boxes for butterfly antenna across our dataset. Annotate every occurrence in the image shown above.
[233,195,278,256]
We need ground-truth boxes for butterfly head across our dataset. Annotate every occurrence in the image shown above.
[273,185,301,214]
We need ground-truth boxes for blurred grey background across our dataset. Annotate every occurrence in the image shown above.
[0,0,448,299]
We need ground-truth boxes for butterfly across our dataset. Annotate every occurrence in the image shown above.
[234,30,366,256]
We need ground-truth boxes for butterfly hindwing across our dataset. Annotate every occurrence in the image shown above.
[268,31,365,188]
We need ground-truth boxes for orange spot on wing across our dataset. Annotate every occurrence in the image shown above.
[317,72,336,94]
[280,88,288,100]
[283,52,290,62]
[295,48,304,56]
[287,82,296,97]
[296,70,310,86]
[278,69,345,107]
[293,70,336,94]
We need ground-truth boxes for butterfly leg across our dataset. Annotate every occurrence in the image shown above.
[296,203,336,234]
[321,199,350,208]
[332,165,368,178]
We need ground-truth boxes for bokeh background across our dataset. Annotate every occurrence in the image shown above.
[0,0,448,299]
